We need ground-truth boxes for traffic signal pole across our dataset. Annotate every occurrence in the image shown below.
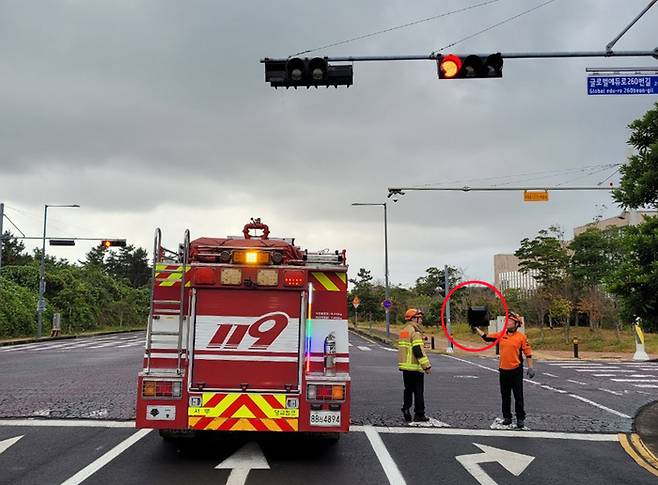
[444,264,453,354]
[0,203,4,273]
[262,48,658,64]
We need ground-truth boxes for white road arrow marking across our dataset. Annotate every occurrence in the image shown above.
[0,435,23,455]
[216,442,270,485]
[456,443,534,485]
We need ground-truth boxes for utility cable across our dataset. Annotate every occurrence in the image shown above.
[432,0,557,55]
[597,166,621,186]
[414,162,620,188]
[2,213,26,237]
[291,0,501,57]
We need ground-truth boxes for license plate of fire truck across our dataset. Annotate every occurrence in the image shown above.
[309,410,341,427]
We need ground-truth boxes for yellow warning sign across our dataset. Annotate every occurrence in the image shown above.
[523,190,549,202]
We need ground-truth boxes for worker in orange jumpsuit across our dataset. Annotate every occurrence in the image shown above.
[476,312,534,428]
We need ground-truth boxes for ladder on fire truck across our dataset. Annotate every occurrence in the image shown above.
[144,228,190,375]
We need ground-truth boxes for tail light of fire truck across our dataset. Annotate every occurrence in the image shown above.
[256,269,278,286]
[220,268,242,285]
[283,270,304,287]
[142,379,183,399]
[306,384,345,401]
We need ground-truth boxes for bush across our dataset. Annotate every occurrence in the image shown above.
[0,277,39,337]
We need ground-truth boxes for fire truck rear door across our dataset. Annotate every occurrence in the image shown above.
[191,288,302,391]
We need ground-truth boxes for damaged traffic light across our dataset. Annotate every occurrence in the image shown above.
[264,57,353,88]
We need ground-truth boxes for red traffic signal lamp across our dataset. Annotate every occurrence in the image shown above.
[438,53,503,79]
[100,239,126,249]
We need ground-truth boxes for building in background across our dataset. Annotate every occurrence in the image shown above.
[494,209,657,292]
[493,254,539,292]
[573,209,656,236]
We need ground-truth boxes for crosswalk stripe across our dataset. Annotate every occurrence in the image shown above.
[116,342,144,348]
[611,379,658,383]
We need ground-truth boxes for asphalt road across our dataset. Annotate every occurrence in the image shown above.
[0,330,656,484]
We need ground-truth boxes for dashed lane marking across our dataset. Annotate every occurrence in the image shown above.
[568,395,631,418]
[611,379,658,383]
[633,384,658,388]
[577,369,634,373]
[542,372,559,378]
[597,388,624,396]
[445,355,632,419]
[567,380,588,385]
[357,346,372,352]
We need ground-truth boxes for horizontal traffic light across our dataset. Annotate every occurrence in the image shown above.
[264,57,353,88]
[100,239,127,248]
[49,239,75,246]
[438,53,503,79]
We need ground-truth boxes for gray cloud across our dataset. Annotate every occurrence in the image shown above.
[1,0,656,285]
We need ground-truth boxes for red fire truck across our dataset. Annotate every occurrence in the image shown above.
[136,219,350,438]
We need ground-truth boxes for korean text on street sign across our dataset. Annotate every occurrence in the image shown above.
[523,190,549,202]
[352,296,360,309]
[587,75,658,95]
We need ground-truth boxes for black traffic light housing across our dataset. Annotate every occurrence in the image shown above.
[100,239,127,249]
[265,57,353,88]
[467,306,490,327]
[437,53,503,79]
[49,239,75,246]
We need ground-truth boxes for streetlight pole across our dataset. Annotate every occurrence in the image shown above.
[37,204,80,338]
[352,202,391,338]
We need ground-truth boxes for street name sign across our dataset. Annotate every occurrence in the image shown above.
[588,75,658,95]
[523,190,549,202]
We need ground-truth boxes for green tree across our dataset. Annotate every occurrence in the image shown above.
[105,245,151,288]
[515,225,570,287]
[81,244,107,269]
[613,102,658,209]
[550,297,573,343]
[0,231,31,266]
[569,227,623,288]
[414,266,462,297]
[606,216,658,332]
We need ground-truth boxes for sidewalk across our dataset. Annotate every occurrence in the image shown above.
[350,324,653,361]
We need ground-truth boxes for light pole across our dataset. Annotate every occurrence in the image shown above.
[37,204,80,338]
[352,202,390,338]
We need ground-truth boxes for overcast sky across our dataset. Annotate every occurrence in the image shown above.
[1,0,657,287]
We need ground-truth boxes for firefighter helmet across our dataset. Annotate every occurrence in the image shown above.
[510,312,523,325]
[404,308,424,321]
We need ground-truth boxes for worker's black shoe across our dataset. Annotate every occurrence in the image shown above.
[401,408,412,423]
[413,415,430,422]
[501,418,513,426]
[516,419,525,429]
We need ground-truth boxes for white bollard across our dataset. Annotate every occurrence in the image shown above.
[632,318,650,361]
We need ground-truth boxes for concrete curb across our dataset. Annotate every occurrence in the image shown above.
[619,400,658,478]
[0,328,144,347]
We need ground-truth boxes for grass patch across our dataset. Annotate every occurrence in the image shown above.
[363,321,658,354]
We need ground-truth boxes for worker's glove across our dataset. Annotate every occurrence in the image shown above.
[526,368,535,379]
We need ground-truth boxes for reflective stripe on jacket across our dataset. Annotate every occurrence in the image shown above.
[398,323,431,372]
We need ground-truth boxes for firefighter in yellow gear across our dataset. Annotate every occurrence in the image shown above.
[398,308,431,422]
